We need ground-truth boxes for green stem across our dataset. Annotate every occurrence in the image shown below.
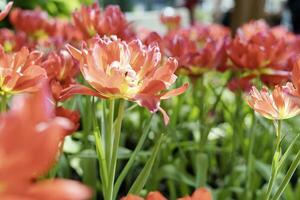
[113,116,153,199]
[92,99,109,199]
[105,99,115,164]
[1,94,7,112]
[245,111,256,200]
[271,150,300,200]
[107,100,125,200]
[265,120,282,200]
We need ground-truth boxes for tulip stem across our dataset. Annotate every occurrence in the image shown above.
[1,94,7,112]
[107,100,125,200]
[265,120,282,200]
[105,99,115,163]
[271,149,300,200]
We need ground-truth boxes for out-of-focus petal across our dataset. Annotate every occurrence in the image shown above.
[121,194,144,200]
[146,191,167,200]
[0,2,13,21]
[27,179,92,200]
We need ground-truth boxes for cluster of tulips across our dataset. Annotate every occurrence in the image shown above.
[2,1,300,200]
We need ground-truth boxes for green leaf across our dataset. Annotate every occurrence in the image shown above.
[271,150,300,200]
[128,133,164,195]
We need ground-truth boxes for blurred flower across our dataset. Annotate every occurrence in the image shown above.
[247,83,300,120]
[0,28,29,52]
[121,195,143,200]
[56,21,83,45]
[72,3,101,39]
[227,20,291,86]
[121,192,166,200]
[292,58,300,95]
[163,33,197,71]
[227,75,254,92]
[0,1,12,21]
[287,57,300,106]
[178,188,212,200]
[162,24,230,76]
[10,8,57,40]
[56,106,80,135]
[122,188,212,200]
[0,46,47,95]
[0,84,91,199]
[160,7,181,31]
[72,3,136,41]
[42,50,79,101]
[64,36,188,125]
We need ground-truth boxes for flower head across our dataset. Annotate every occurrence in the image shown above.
[64,36,188,124]
[160,7,181,31]
[56,106,80,135]
[0,46,47,95]
[247,83,300,120]
[227,20,291,86]
[10,8,57,39]
[42,50,79,101]
[178,188,212,200]
[0,84,91,199]
[122,188,212,200]
[0,28,28,52]
[121,192,166,200]
[162,24,230,76]
[72,3,135,41]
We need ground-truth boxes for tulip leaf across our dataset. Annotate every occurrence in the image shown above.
[128,133,164,195]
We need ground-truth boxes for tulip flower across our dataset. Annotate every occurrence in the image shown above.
[9,8,57,39]
[0,28,29,52]
[162,24,230,76]
[42,50,79,101]
[0,46,47,95]
[0,84,91,199]
[228,20,291,86]
[178,188,212,200]
[160,7,181,31]
[247,83,300,120]
[72,3,136,41]
[122,188,212,200]
[64,36,188,124]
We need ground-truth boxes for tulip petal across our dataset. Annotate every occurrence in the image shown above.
[66,44,82,61]
[134,94,160,113]
[60,84,105,101]
[158,106,170,125]
[160,83,189,100]
[0,2,13,21]
[28,179,92,200]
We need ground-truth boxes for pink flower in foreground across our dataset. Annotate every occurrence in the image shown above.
[64,36,188,124]
[0,84,91,199]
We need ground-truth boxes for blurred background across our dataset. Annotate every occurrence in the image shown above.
[2,0,299,34]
